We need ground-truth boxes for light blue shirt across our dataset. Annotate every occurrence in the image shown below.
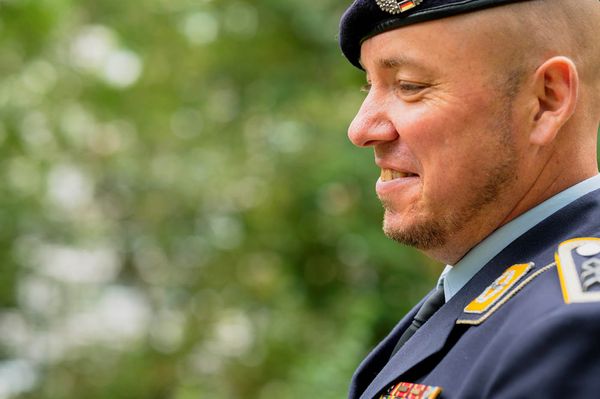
[440,174,600,302]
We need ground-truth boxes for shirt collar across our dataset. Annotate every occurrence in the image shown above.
[442,174,600,302]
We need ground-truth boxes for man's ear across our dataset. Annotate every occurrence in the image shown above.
[529,56,579,146]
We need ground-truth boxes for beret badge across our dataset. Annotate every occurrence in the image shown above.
[374,0,424,14]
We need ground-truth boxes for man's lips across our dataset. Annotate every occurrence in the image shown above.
[380,168,418,182]
[377,168,420,199]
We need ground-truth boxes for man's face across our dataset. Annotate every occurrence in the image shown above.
[348,17,526,259]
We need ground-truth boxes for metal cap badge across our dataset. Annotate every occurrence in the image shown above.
[375,0,424,14]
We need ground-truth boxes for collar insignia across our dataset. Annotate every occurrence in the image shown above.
[380,382,442,399]
[375,0,424,14]
[556,237,600,303]
[464,263,533,315]
[456,262,559,326]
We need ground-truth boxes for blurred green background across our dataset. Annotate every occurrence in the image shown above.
[0,0,443,398]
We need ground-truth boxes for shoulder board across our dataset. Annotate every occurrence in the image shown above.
[556,237,600,304]
[456,262,555,326]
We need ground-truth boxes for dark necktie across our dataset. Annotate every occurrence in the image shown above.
[390,284,446,358]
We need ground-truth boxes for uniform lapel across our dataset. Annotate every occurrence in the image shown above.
[358,293,467,399]
[358,258,511,399]
[349,297,425,399]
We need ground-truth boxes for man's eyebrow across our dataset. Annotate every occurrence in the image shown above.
[377,55,423,70]
[359,55,432,74]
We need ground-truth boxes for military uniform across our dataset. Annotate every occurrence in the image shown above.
[349,187,600,398]
[338,1,600,397]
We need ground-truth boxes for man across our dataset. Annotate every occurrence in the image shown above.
[338,0,600,398]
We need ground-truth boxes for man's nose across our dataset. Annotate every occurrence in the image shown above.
[347,98,398,147]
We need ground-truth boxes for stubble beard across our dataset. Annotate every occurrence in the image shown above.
[381,104,519,252]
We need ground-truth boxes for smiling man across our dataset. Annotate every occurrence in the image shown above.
[339,0,600,398]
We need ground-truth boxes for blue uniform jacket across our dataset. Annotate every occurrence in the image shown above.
[350,188,600,399]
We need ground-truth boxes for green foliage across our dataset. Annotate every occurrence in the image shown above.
[0,0,440,398]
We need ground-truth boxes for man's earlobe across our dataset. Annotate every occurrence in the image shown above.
[530,56,579,146]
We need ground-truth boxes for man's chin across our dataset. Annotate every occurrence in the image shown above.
[383,216,447,251]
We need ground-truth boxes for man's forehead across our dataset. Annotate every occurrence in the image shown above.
[339,0,533,70]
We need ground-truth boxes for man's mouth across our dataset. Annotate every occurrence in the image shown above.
[380,168,418,182]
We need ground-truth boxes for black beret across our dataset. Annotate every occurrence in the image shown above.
[339,0,533,69]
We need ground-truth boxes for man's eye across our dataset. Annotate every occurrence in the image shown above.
[396,81,427,94]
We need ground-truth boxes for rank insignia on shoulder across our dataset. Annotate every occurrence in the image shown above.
[379,382,442,399]
[457,262,551,326]
[556,237,600,304]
